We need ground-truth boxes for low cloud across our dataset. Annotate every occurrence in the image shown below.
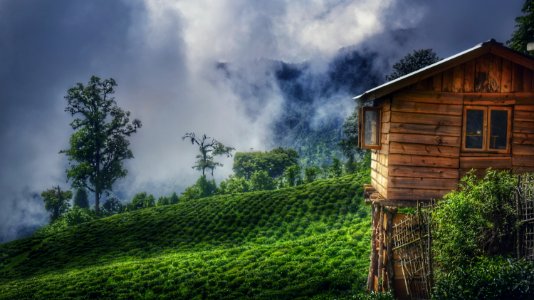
[0,0,522,242]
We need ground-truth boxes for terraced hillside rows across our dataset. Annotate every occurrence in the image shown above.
[0,174,372,299]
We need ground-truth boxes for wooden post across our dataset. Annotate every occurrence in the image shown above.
[377,205,385,291]
[516,177,522,259]
[386,207,396,297]
[367,203,378,291]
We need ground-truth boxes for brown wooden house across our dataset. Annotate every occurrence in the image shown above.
[355,40,534,298]
[356,39,534,205]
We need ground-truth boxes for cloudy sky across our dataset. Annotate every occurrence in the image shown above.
[0,0,523,242]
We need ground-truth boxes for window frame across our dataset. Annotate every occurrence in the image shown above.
[461,105,512,154]
[359,106,382,150]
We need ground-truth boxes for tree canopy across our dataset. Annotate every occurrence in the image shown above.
[386,49,440,81]
[41,186,72,222]
[62,76,141,213]
[183,133,234,177]
[73,188,89,209]
[508,0,534,54]
[233,148,299,180]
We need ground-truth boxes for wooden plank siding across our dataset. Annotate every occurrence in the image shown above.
[410,54,533,94]
[513,104,534,172]
[369,53,534,202]
[384,92,462,200]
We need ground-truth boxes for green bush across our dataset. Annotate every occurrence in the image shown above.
[432,169,529,299]
[36,207,97,236]
[64,207,97,226]
[432,257,534,300]
[218,175,251,195]
[181,176,217,201]
[432,169,517,267]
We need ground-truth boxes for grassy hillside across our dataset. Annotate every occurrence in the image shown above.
[0,173,372,299]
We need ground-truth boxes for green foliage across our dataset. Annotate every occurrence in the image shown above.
[283,164,302,187]
[249,170,277,191]
[432,257,534,300]
[0,174,372,299]
[181,176,217,201]
[432,170,518,268]
[386,49,440,81]
[62,76,141,213]
[36,207,96,236]
[218,175,251,195]
[169,192,180,205]
[157,192,180,206]
[233,147,299,180]
[508,0,534,54]
[73,188,89,209]
[304,166,321,183]
[182,132,234,177]
[432,170,529,299]
[102,197,124,215]
[328,157,343,178]
[127,192,156,211]
[64,207,97,226]
[41,186,72,222]
[339,110,364,168]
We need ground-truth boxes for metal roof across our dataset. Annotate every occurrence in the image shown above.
[354,39,534,101]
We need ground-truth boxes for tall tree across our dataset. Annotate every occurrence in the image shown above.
[73,188,89,209]
[182,132,234,176]
[233,148,299,180]
[386,49,440,81]
[62,76,142,214]
[41,186,72,222]
[339,110,362,171]
[508,0,534,54]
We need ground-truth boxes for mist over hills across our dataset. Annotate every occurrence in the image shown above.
[217,47,383,166]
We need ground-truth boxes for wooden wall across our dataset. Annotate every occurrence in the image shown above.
[513,105,534,171]
[371,100,391,199]
[386,92,461,200]
[412,53,534,94]
[369,53,534,201]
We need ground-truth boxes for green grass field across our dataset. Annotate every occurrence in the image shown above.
[0,173,372,299]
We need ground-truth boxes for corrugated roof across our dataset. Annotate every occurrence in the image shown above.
[354,39,534,101]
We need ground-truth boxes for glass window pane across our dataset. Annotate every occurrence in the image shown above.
[465,109,484,149]
[364,110,379,146]
[489,110,508,150]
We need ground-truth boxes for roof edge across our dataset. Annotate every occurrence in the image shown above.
[354,40,534,101]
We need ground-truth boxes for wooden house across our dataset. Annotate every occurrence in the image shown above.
[355,40,534,298]
[356,39,534,205]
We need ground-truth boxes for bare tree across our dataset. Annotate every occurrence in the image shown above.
[182,132,234,176]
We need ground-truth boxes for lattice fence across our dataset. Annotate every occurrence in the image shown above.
[517,174,534,260]
[392,203,433,300]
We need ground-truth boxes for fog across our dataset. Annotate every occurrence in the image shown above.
[0,0,521,242]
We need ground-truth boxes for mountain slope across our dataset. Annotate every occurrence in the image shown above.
[0,173,371,299]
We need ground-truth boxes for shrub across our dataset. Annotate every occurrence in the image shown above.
[218,175,251,195]
[64,207,97,226]
[432,169,528,299]
[127,192,156,210]
[250,170,276,191]
[181,176,217,201]
[102,197,124,215]
[432,257,534,300]
[432,169,517,267]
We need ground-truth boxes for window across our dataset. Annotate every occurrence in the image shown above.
[360,107,381,150]
[462,106,511,153]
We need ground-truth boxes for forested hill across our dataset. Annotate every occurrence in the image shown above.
[218,48,383,166]
[0,173,372,299]
[272,49,382,166]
